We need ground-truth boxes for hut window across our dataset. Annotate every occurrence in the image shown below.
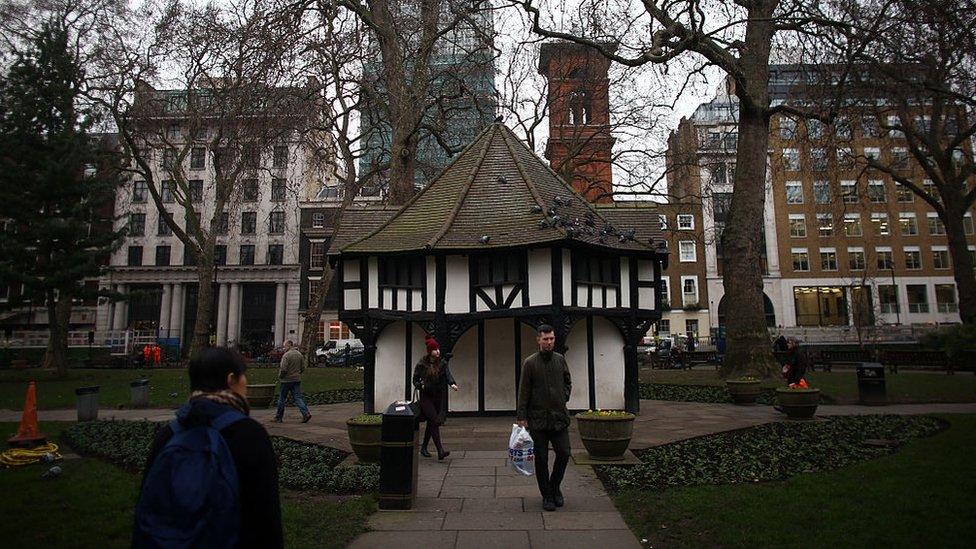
[475,254,524,286]
[573,253,620,286]
[379,257,425,289]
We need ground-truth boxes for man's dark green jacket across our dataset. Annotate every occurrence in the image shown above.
[516,351,572,431]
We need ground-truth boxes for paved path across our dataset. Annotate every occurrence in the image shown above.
[5,400,976,549]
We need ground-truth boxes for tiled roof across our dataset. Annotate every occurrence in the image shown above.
[594,202,665,248]
[326,205,399,256]
[341,123,661,254]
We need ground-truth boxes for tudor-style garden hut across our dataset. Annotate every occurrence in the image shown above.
[331,123,667,415]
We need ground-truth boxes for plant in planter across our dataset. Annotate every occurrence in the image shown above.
[246,383,277,408]
[575,409,636,461]
[346,413,382,463]
[775,386,821,420]
[726,376,762,405]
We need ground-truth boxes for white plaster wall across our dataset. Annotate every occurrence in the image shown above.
[620,257,631,308]
[344,289,361,310]
[561,249,572,305]
[575,285,586,307]
[412,289,423,311]
[368,257,378,308]
[445,255,469,314]
[563,319,591,410]
[484,318,517,410]
[374,321,407,408]
[449,325,479,411]
[425,257,436,312]
[592,317,625,409]
[528,248,551,306]
[476,293,491,311]
[409,326,428,397]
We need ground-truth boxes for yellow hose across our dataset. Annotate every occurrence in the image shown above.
[0,443,62,468]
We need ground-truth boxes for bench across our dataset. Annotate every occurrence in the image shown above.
[679,350,718,370]
[647,353,674,369]
[816,349,874,372]
[879,350,948,374]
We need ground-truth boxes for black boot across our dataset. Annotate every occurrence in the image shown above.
[437,450,451,460]
[420,446,432,458]
[553,488,565,508]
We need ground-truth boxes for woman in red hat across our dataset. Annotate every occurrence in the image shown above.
[412,334,459,459]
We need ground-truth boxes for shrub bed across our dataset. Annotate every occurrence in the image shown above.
[276,388,364,406]
[600,415,945,492]
[639,383,777,405]
[63,420,378,494]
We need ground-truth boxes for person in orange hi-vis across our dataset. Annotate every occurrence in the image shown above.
[153,344,162,366]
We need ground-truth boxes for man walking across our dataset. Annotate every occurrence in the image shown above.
[516,324,572,512]
[273,341,311,423]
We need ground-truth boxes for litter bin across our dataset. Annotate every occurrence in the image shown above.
[130,379,150,408]
[75,386,100,421]
[856,362,886,405]
[379,400,419,510]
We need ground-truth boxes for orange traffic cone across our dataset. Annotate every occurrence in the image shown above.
[7,381,47,448]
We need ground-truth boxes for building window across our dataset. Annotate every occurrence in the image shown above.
[820,249,838,271]
[660,277,670,308]
[887,115,904,138]
[161,148,176,169]
[896,183,914,202]
[786,181,803,204]
[677,215,694,230]
[928,214,946,236]
[309,241,325,269]
[782,149,800,171]
[127,246,143,266]
[848,248,865,270]
[214,212,229,235]
[129,213,146,236]
[864,147,881,163]
[812,181,830,204]
[155,245,171,267]
[708,163,727,185]
[678,241,697,262]
[184,247,198,266]
[871,213,890,236]
[242,145,259,169]
[877,248,894,270]
[311,212,326,228]
[964,214,974,235]
[685,319,699,336]
[841,180,857,203]
[681,277,698,306]
[273,145,288,168]
[879,285,898,314]
[891,148,910,170]
[793,286,848,326]
[808,119,825,139]
[189,180,203,203]
[932,247,950,269]
[837,148,855,170]
[269,211,285,234]
[817,214,833,237]
[867,180,886,203]
[907,284,928,313]
[132,181,148,203]
[481,253,528,285]
[316,185,342,200]
[214,245,227,266]
[242,179,258,202]
[780,117,797,139]
[158,212,172,236]
[843,214,862,237]
[834,117,851,139]
[792,249,810,271]
[811,148,828,171]
[862,116,880,138]
[379,256,425,289]
[271,178,287,201]
[904,248,922,270]
[922,179,937,198]
[239,244,255,266]
[899,213,918,236]
[936,284,958,313]
[190,147,205,170]
[161,180,175,203]
[268,244,283,265]
[241,211,256,235]
[789,215,806,238]
[656,319,670,336]
[329,320,351,341]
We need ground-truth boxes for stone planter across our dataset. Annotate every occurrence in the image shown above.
[726,379,762,405]
[246,383,277,409]
[346,416,382,463]
[576,412,636,461]
[775,387,820,420]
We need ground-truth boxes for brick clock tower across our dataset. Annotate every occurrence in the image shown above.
[538,41,616,203]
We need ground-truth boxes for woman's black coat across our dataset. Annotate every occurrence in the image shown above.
[412,359,455,425]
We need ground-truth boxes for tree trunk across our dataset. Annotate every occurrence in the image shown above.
[388,126,419,205]
[189,260,216,357]
[42,295,72,377]
[942,203,976,324]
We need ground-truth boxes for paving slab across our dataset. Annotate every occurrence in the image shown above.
[349,531,457,549]
[528,529,642,549]
[413,497,462,512]
[523,495,617,512]
[439,485,496,499]
[441,511,544,531]
[367,511,445,531]
[542,511,629,530]
[459,497,524,513]
[455,530,530,549]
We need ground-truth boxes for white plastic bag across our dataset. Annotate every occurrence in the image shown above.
[508,424,535,476]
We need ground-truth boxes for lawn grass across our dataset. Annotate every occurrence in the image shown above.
[0,422,374,548]
[0,367,363,410]
[640,367,976,403]
[613,414,976,548]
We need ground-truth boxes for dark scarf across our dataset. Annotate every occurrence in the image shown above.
[189,389,250,415]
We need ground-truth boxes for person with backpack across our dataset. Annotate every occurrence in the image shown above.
[133,347,282,549]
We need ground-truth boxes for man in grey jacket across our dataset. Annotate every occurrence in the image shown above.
[516,324,572,512]
[273,340,311,423]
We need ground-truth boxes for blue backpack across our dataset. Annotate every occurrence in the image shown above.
[134,410,246,548]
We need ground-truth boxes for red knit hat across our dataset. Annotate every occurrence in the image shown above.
[425,335,440,353]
